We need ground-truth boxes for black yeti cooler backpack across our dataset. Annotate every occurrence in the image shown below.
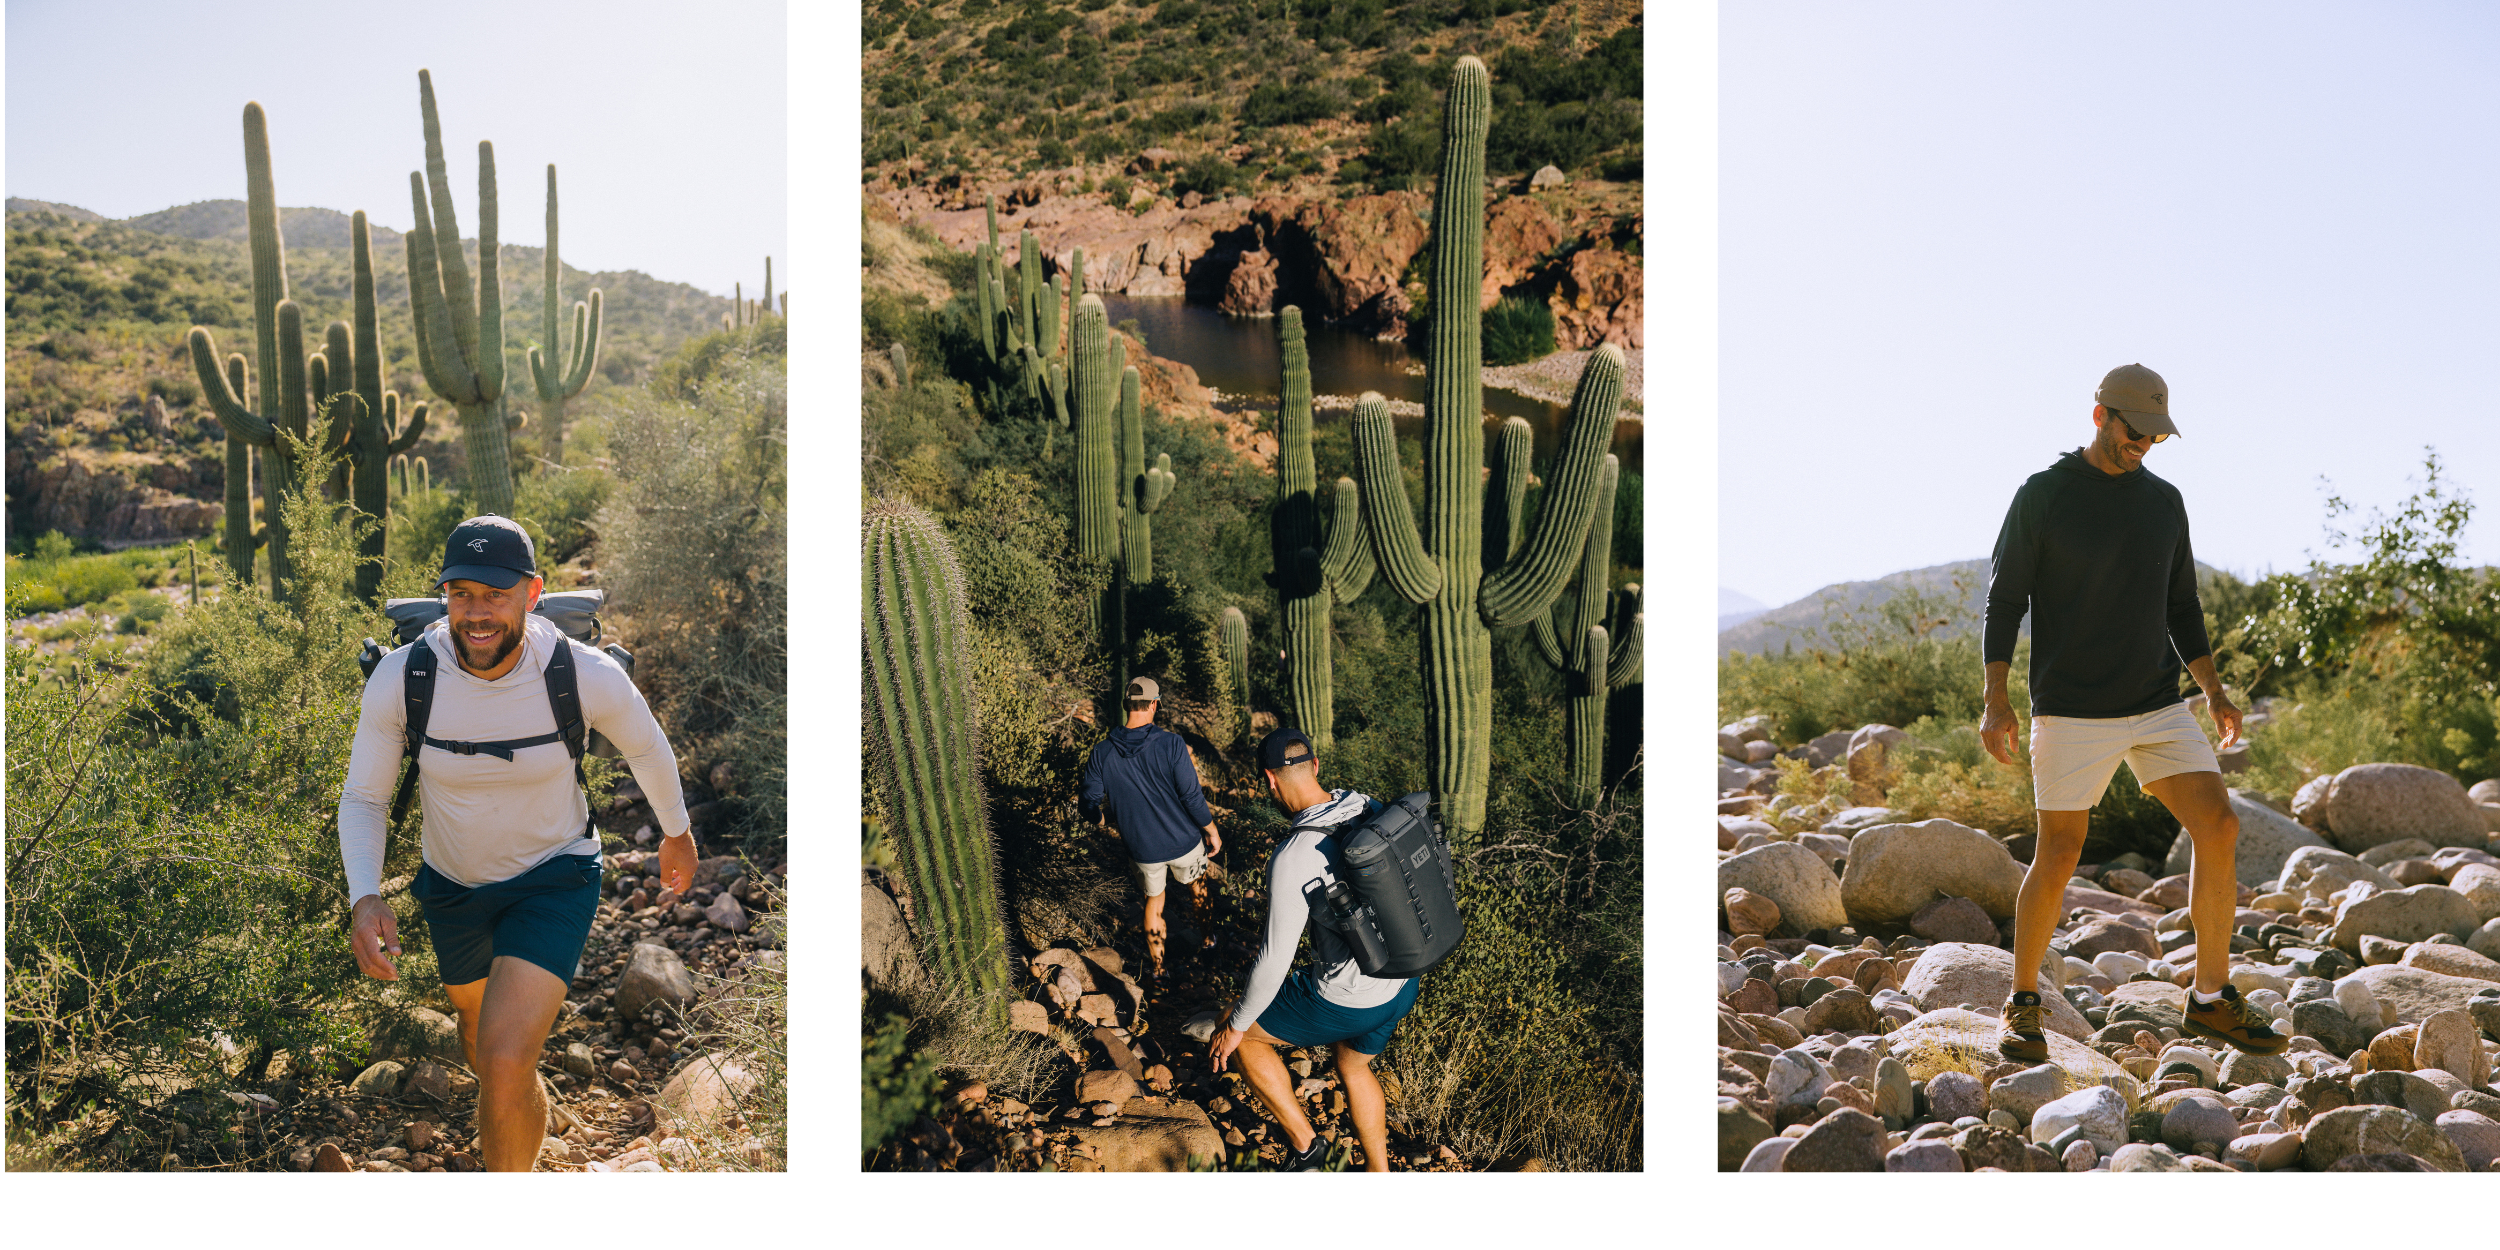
[356,588,637,825]
[1302,791,1465,979]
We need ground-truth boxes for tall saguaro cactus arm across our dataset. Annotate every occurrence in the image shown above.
[1349,393,1440,604]
[1321,477,1375,603]
[1219,606,1251,745]
[863,499,1012,1006]
[528,164,604,470]
[1606,583,1644,689]
[1478,345,1624,629]
[405,69,514,516]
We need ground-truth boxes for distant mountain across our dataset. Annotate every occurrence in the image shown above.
[7,197,106,222]
[120,200,405,251]
[1719,558,2230,656]
[1718,586,1768,633]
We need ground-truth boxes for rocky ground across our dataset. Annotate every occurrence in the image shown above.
[72,790,786,1174]
[863,810,1490,1173]
[1715,714,2500,1172]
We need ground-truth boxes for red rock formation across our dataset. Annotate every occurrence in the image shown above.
[1551,244,1643,350]
[1219,248,1279,315]
[1481,197,1562,311]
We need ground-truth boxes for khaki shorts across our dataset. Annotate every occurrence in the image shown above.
[1131,839,1210,898]
[2029,701,2219,811]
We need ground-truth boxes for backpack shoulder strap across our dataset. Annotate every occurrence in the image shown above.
[390,640,437,826]
[542,637,588,787]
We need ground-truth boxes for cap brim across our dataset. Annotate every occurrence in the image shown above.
[437,564,530,589]
[2113,408,2180,438]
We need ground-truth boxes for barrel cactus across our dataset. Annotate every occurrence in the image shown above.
[404,69,516,517]
[862,496,1011,1008]
[527,164,603,472]
[1528,455,1641,808]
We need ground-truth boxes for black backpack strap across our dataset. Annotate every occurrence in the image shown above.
[390,641,437,827]
[542,637,588,787]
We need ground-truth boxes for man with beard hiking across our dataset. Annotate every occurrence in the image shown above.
[1080,676,1223,983]
[1981,365,2285,1064]
[339,515,698,1172]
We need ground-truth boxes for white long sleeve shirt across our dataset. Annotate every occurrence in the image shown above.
[337,614,691,902]
[1228,788,1411,1032]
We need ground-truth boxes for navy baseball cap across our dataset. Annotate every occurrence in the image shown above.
[1258,726,1317,771]
[438,515,537,589]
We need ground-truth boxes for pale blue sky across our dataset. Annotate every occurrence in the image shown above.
[1723,2,2499,609]
[5,0,785,295]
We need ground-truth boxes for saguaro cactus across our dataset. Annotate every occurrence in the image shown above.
[863,497,1011,1007]
[1070,294,1125,640]
[404,69,515,517]
[528,165,604,471]
[1118,365,1175,583]
[334,211,429,601]
[1220,605,1251,746]
[1266,307,1374,751]
[1348,58,1623,837]
[1528,456,1642,808]
[187,101,366,599]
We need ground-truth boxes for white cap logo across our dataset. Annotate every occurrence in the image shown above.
[468,538,490,551]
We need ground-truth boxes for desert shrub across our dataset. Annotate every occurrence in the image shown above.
[512,463,612,566]
[6,535,140,612]
[596,333,786,851]
[1480,296,1556,367]
[1719,582,1994,746]
[1167,154,1244,201]
[1239,81,1345,129]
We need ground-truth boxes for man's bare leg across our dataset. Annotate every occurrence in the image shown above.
[1143,888,1169,976]
[2011,809,2092,993]
[444,978,486,1071]
[2144,770,2238,996]
[1333,1042,1391,1172]
[1184,877,1212,952]
[1235,1022,1319,1154]
[463,955,570,1172]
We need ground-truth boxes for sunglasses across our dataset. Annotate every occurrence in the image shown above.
[2116,416,2168,445]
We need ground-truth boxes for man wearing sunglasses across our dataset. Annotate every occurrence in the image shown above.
[1979,364,2287,1064]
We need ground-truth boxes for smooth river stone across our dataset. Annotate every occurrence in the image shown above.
[1885,1008,2141,1112]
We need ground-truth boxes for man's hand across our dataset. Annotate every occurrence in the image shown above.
[349,895,401,981]
[2208,690,2244,751]
[1979,697,2020,766]
[1208,1022,1246,1073]
[659,831,697,894]
[1204,825,1223,857]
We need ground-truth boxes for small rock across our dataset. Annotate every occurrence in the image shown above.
[313,1142,352,1172]
[2108,1142,2188,1171]
[349,1061,406,1099]
[1723,887,1782,938]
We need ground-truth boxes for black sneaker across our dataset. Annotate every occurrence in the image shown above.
[1281,1135,1330,1172]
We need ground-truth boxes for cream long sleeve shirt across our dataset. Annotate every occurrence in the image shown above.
[337,614,692,902]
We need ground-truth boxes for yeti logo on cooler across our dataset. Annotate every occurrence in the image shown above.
[1409,845,1432,870]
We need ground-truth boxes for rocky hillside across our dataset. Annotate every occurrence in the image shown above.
[864,1,1642,350]
[1717,559,2246,658]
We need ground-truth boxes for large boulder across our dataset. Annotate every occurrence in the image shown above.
[1069,1097,1226,1171]
[2279,845,2398,899]
[1901,943,2079,1033]
[1717,842,1847,936]
[2448,863,2500,922]
[1839,819,2025,926]
[1886,1009,2140,1111]
[2412,1008,2490,1089]
[2030,1084,2129,1156]
[2329,885,2483,954]
[654,1052,759,1132]
[2162,793,2331,886]
[2343,964,2497,1025]
[2322,763,2488,852]
[1779,1107,1887,1171]
[2400,942,2500,984]
[2300,1104,2469,1172]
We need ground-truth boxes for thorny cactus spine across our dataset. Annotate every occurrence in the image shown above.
[863,498,1012,1009]
[404,68,515,517]
[528,165,604,472]
[1530,456,1639,808]
[1347,57,1621,837]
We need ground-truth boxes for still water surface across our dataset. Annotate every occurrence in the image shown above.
[1099,294,1642,473]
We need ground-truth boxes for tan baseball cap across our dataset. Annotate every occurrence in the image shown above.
[2095,363,2178,438]
[1125,676,1160,701]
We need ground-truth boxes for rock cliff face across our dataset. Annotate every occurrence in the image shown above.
[6,443,224,547]
[879,183,1641,349]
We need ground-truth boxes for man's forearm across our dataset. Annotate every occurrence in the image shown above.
[1984,660,2012,707]
[2184,654,2223,698]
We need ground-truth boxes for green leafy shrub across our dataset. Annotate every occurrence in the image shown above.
[1480,296,1556,367]
[861,1014,939,1152]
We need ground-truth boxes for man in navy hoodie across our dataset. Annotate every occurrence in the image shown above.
[1981,364,2284,1064]
[1080,676,1223,981]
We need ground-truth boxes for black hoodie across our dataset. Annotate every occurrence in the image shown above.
[1983,450,2212,718]
[1078,722,1215,864]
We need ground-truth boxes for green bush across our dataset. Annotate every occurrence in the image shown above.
[513,464,613,566]
[1719,582,1996,746]
[861,1014,939,1152]
[1480,296,1556,367]
[1167,154,1244,201]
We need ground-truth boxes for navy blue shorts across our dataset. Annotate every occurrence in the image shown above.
[1255,971,1421,1055]
[411,852,603,987]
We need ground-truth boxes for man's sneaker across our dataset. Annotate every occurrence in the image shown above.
[1281,1135,1330,1172]
[1998,991,2050,1063]
[2180,983,2290,1055]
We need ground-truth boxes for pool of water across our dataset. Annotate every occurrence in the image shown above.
[1100,294,1641,473]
